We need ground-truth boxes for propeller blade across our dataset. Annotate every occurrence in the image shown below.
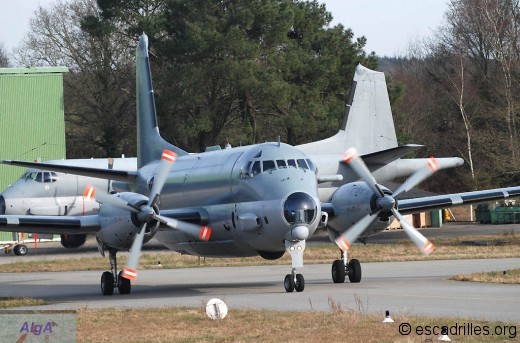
[343,148,384,197]
[391,208,435,255]
[83,185,140,213]
[148,149,177,207]
[156,214,212,241]
[393,157,440,198]
[335,210,381,252]
[122,223,147,280]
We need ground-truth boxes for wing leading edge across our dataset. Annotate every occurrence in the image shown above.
[397,186,520,215]
[0,160,138,184]
[0,215,100,234]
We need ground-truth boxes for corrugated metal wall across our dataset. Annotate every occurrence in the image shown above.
[0,68,68,242]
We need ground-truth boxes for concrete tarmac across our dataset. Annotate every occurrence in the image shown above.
[1,258,519,323]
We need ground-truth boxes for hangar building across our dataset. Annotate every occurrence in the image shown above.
[0,66,68,242]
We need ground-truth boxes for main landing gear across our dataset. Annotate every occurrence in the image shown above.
[100,249,132,296]
[331,249,361,284]
[284,240,306,292]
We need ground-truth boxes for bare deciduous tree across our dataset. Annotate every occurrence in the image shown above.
[14,0,136,158]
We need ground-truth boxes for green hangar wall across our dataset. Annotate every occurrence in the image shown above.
[0,67,68,190]
[0,67,68,243]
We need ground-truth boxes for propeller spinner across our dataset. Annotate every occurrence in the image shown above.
[336,148,438,256]
[84,149,212,281]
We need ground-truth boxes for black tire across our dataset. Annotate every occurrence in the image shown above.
[101,271,114,296]
[331,260,346,283]
[347,259,362,283]
[118,271,131,295]
[14,244,28,256]
[295,274,305,292]
[284,274,295,292]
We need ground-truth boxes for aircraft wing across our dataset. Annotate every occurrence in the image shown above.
[0,160,138,184]
[397,186,520,215]
[0,215,100,234]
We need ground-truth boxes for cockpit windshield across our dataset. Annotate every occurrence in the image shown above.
[242,157,317,177]
[21,171,58,183]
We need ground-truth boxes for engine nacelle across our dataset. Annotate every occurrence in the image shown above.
[95,192,160,251]
[60,234,87,248]
[327,182,392,239]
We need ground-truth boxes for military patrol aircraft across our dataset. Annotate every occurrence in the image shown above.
[1,34,518,295]
[0,157,136,248]
[0,60,462,254]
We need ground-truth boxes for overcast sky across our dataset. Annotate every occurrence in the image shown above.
[0,0,450,61]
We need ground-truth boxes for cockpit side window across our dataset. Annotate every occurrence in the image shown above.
[35,172,44,183]
[242,161,253,177]
[297,159,309,170]
[252,161,261,176]
[287,159,296,168]
[50,172,59,182]
[263,160,276,173]
[276,160,287,168]
[42,172,58,183]
[43,172,52,183]
[306,159,317,174]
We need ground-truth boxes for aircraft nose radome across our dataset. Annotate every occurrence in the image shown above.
[0,195,5,215]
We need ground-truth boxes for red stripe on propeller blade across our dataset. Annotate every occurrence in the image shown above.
[427,157,440,172]
[342,148,358,163]
[83,185,96,200]
[122,267,137,280]
[199,226,212,241]
[162,149,177,163]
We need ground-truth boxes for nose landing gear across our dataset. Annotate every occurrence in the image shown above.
[284,240,306,292]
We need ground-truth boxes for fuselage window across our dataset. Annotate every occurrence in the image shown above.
[287,159,296,168]
[306,159,317,174]
[276,160,287,168]
[263,160,276,173]
[252,161,261,176]
[297,159,309,170]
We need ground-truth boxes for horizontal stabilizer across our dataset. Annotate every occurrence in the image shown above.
[0,160,138,184]
[359,144,424,167]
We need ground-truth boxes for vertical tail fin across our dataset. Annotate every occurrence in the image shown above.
[136,34,187,168]
[343,64,398,153]
[297,64,398,155]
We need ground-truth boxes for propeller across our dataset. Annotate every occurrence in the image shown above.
[84,149,212,281]
[335,148,437,256]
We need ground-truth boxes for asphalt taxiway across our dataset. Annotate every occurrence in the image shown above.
[1,258,519,322]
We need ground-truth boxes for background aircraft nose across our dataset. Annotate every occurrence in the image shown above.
[0,195,5,215]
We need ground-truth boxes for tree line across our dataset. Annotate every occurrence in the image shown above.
[8,0,375,157]
[385,0,520,192]
[2,0,520,193]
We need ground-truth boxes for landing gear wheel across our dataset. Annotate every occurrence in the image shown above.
[347,259,362,283]
[284,274,295,292]
[331,260,346,283]
[13,244,28,256]
[117,271,131,295]
[101,271,114,296]
[295,274,305,292]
